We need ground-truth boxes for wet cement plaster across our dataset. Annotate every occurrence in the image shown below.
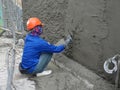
[22,0,120,84]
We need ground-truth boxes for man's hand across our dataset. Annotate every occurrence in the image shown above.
[64,35,72,47]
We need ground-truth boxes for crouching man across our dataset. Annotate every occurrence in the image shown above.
[19,17,72,77]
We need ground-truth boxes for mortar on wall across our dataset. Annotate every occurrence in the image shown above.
[22,0,120,84]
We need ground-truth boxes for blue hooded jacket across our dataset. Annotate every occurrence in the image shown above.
[21,34,65,73]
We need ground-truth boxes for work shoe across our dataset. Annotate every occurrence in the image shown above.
[36,70,52,77]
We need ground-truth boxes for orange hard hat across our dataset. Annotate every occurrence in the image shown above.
[26,17,44,30]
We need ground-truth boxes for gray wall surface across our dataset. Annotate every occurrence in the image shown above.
[22,0,120,83]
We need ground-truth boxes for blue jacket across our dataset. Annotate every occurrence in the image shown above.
[21,34,65,73]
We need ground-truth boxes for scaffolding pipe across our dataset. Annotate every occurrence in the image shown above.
[115,60,120,90]
[0,0,23,89]
[0,27,22,35]
[6,0,17,90]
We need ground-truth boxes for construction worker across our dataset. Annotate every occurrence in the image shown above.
[19,17,72,76]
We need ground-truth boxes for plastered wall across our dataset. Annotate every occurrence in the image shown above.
[22,0,120,83]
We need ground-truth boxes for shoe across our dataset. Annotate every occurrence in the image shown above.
[37,70,52,77]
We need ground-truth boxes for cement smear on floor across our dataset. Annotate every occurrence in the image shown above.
[22,0,120,84]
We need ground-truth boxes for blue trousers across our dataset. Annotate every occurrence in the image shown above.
[32,53,53,74]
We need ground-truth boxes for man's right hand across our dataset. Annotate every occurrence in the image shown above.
[64,35,72,47]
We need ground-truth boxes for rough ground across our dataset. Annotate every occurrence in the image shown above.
[0,37,116,90]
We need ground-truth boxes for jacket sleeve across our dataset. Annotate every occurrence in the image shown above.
[40,41,65,53]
